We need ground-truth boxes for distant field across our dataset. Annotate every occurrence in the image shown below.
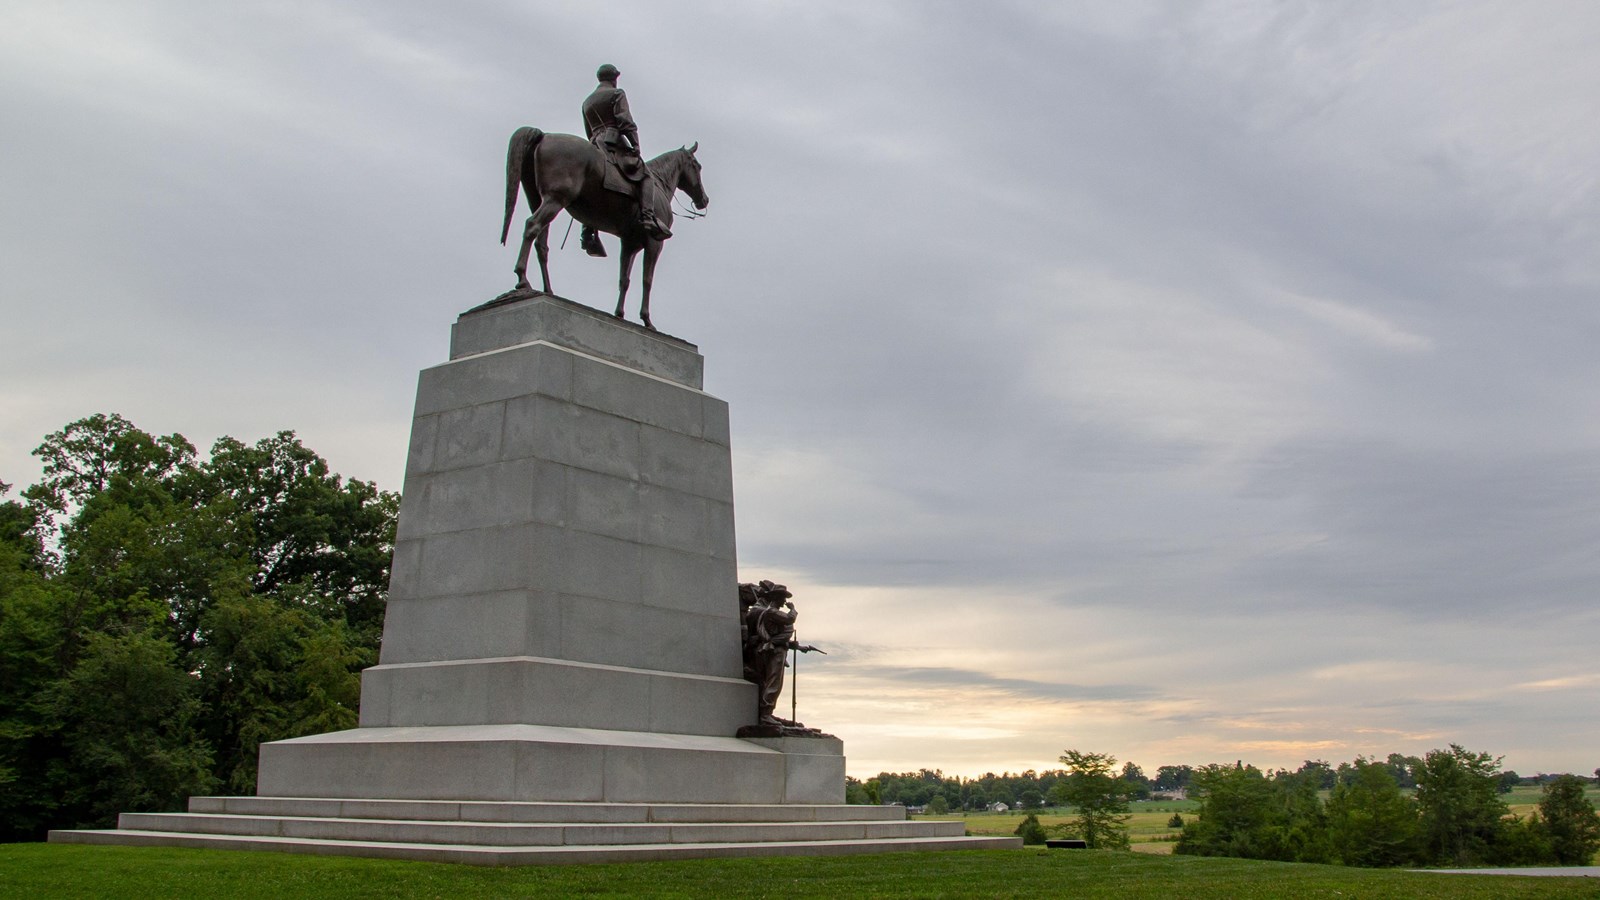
[5,842,1598,899]
[916,800,1200,855]
[1501,783,1600,818]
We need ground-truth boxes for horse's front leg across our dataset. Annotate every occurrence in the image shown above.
[639,240,662,331]
[615,244,642,322]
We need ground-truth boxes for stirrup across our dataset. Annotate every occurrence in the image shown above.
[641,216,672,240]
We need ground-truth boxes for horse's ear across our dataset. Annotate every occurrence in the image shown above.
[688,141,698,155]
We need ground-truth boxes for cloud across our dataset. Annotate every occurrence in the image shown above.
[4,0,1600,777]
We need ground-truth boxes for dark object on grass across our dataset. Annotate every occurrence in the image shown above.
[1047,839,1090,849]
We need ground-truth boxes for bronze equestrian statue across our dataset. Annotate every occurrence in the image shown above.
[501,64,709,331]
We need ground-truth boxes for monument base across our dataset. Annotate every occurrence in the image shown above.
[255,724,845,805]
[49,795,1020,864]
[43,295,1034,860]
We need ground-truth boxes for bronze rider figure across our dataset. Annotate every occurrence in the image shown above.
[580,64,671,256]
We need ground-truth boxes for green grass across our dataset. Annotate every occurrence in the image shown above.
[4,843,1598,899]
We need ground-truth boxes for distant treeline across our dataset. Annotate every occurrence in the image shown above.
[851,751,1600,867]
[0,415,397,842]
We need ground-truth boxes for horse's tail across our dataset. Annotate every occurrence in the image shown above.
[501,127,544,245]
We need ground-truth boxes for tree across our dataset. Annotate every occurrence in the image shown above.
[41,630,218,828]
[0,415,397,839]
[1274,769,1334,863]
[1015,812,1048,845]
[1122,761,1152,799]
[1019,788,1043,810]
[1325,758,1422,867]
[1175,762,1327,862]
[1297,759,1337,790]
[1414,744,1511,866]
[1154,764,1193,792]
[1051,749,1132,849]
[1385,753,1421,789]
[925,794,949,815]
[1538,774,1600,865]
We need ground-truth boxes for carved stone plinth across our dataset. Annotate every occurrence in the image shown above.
[49,292,1021,860]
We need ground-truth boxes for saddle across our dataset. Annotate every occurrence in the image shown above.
[593,141,672,230]
[595,141,646,196]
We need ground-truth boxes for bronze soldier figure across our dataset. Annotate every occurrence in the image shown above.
[739,580,823,730]
[579,64,671,256]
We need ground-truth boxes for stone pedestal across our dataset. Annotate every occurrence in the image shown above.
[49,292,1024,860]
[254,292,842,804]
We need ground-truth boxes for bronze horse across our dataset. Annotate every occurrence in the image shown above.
[501,127,709,330]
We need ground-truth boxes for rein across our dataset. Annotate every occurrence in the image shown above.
[649,151,707,221]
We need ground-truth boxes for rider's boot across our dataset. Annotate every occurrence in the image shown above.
[639,210,672,240]
[579,226,607,257]
[637,182,672,240]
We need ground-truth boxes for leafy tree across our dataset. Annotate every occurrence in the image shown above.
[1177,763,1279,858]
[1274,769,1334,863]
[1154,764,1193,792]
[1014,812,1048,845]
[925,794,949,815]
[0,415,396,839]
[1538,774,1600,865]
[1325,758,1421,867]
[1167,813,1185,828]
[1175,763,1327,862]
[1018,788,1043,810]
[1385,753,1422,789]
[1121,761,1152,799]
[1051,749,1132,849]
[1414,744,1511,866]
[42,630,217,828]
[198,433,397,640]
[1297,759,1337,790]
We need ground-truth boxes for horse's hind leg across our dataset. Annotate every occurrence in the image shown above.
[534,224,552,293]
[516,197,564,291]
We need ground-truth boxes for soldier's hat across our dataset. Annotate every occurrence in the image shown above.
[596,63,621,82]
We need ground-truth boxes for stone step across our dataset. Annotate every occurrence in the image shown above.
[119,812,965,847]
[50,828,1021,865]
[188,796,908,823]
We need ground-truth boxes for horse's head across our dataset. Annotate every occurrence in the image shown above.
[677,142,709,211]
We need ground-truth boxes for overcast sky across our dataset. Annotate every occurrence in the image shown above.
[4,1,1598,779]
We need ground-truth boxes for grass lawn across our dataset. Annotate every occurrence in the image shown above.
[4,843,1598,899]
